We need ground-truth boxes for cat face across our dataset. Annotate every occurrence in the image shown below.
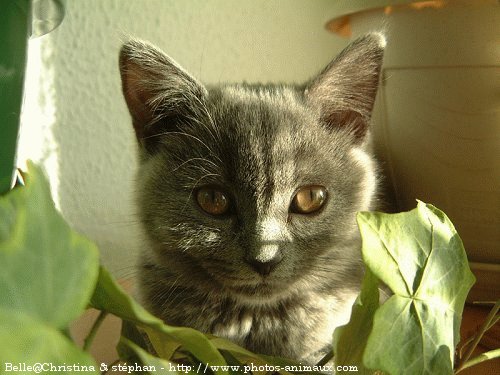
[120,35,385,303]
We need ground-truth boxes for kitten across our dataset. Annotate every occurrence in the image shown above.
[119,33,385,364]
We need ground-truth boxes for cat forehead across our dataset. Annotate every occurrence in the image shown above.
[208,85,318,139]
[195,86,348,195]
[203,84,349,163]
[208,86,314,156]
[219,85,301,106]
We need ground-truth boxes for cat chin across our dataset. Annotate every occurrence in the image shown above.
[223,279,299,306]
[232,290,294,306]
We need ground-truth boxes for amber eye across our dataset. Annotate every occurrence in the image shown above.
[290,185,327,214]
[196,187,230,216]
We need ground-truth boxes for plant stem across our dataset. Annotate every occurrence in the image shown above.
[458,314,500,359]
[83,310,108,351]
[484,314,500,331]
[472,301,497,306]
[316,351,334,366]
[456,349,500,373]
[455,300,499,372]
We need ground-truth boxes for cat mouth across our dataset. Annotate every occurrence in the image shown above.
[202,262,294,299]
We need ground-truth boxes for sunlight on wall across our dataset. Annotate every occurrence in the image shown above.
[18,35,61,210]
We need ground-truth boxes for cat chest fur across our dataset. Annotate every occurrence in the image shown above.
[212,299,334,362]
[154,287,356,363]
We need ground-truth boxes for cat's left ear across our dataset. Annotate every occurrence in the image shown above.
[305,33,385,142]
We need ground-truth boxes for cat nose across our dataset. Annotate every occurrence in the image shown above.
[244,241,283,276]
[246,254,283,276]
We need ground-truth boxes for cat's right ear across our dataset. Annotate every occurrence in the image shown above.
[305,33,385,143]
[119,39,207,152]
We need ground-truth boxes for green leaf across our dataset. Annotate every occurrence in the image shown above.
[208,337,295,374]
[143,327,182,360]
[118,336,180,374]
[0,308,98,374]
[358,201,475,375]
[121,319,153,353]
[258,354,325,375]
[332,268,379,374]
[90,266,161,326]
[0,162,99,328]
[219,350,247,375]
[90,266,228,374]
[209,336,266,364]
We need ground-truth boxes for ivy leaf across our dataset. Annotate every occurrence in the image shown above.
[208,336,298,374]
[0,308,98,373]
[358,201,475,375]
[90,266,228,374]
[332,268,380,374]
[118,336,180,375]
[0,162,99,329]
[0,162,99,371]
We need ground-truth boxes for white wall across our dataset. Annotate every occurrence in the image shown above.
[17,0,348,277]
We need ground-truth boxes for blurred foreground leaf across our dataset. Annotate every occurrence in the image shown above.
[0,309,97,372]
[0,162,99,372]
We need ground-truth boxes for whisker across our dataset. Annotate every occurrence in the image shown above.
[171,157,219,173]
[141,130,222,164]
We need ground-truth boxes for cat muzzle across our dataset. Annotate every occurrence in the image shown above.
[245,243,283,276]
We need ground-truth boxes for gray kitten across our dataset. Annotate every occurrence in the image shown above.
[119,33,385,364]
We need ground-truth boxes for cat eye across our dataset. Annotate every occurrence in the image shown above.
[196,187,230,216]
[290,185,327,214]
